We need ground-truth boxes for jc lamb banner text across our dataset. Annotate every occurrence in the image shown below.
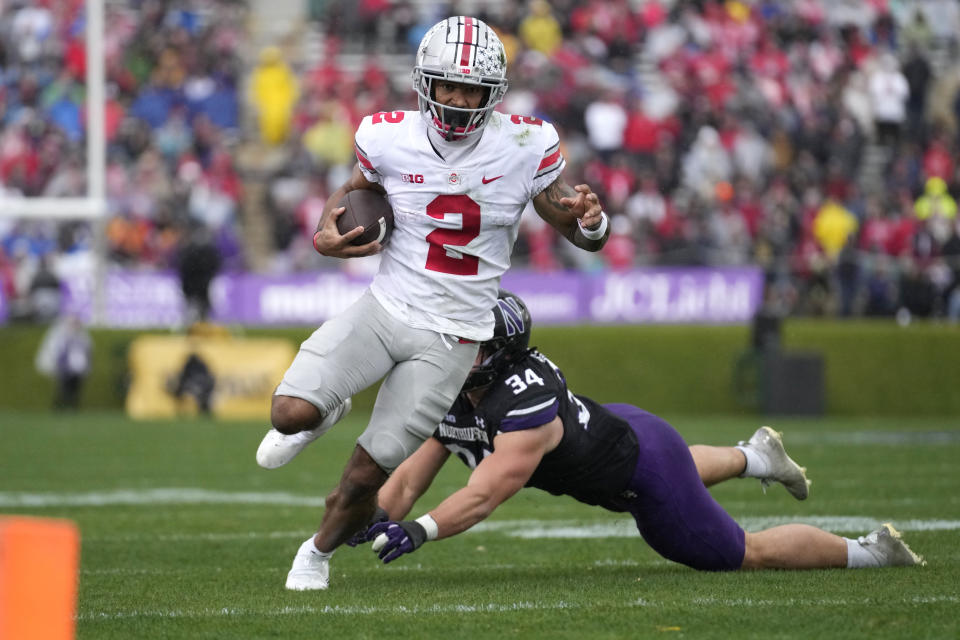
[52,267,764,328]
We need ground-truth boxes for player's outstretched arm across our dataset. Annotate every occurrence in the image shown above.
[313,163,387,258]
[532,177,609,251]
[369,418,562,563]
[430,422,559,538]
[378,437,451,520]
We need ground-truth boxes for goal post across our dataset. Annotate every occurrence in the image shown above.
[0,0,105,219]
[0,198,105,219]
[0,0,107,323]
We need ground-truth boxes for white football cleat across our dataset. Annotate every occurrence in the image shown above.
[738,426,811,500]
[256,398,352,469]
[858,523,925,567]
[285,536,332,590]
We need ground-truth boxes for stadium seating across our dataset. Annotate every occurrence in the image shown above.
[3,0,960,322]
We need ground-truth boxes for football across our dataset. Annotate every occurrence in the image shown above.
[335,189,394,246]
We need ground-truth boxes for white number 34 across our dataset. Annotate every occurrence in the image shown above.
[504,369,545,394]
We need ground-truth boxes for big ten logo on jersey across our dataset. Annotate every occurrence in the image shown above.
[371,111,404,124]
[402,173,425,183]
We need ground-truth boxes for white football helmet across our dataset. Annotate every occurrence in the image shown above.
[412,16,508,140]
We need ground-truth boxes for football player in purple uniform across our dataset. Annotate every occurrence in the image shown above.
[350,290,923,574]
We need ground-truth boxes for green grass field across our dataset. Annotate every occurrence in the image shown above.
[1,410,958,639]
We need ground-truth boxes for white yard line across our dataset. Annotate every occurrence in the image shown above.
[78,595,960,621]
[80,514,960,544]
[688,595,960,607]
[472,516,960,536]
[87,530,310,542]
[0,488,326,508]
[78,601,581,620]
[781,431,960,446]
[4,489,959,539]
[81,563,527,576]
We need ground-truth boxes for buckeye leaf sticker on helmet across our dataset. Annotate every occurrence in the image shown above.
[412,16,508,140]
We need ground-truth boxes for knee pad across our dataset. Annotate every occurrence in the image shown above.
[357,430,410,474]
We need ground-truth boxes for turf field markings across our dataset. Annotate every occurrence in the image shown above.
[828,478,960,491]
[476,516,960,536]
[75,519,960,545]
[81,568,167,576]
[741,516,960,533]
[6,489,958,536]
[86,530,310,542]
[690,595,959,607]
[77,563,548,578]
[77,595,960,621]
[79,562,659,578]
[0,488,326,508]
[77,601,583,620]
[782,431,960,446]
[594,559,642,566]
[7,487,958,531]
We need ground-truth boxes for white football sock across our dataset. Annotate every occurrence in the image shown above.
[735,445,768,478]
[303,536,334,558]
[845,538,880,568]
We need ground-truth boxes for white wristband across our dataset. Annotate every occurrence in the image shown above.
[415,514,439,541]
[578,212,608,240]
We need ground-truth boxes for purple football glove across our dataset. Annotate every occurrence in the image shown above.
[345,506,389,547]
[368,520,428,563]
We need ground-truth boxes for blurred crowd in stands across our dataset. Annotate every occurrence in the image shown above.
[1,0,245,321]
[3,0,960,323]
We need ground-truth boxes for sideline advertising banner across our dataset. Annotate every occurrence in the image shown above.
[55,267,763,328]
[126,334,295,420]
[505,268,763,325]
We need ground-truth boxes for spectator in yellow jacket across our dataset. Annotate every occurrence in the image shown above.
[249,46,300,145]
[914,176,957,244]
[813,198,858,260]
[519,0,562,56]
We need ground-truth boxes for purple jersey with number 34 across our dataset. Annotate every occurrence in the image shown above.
[434,349,748,571]
[433,349,640,509]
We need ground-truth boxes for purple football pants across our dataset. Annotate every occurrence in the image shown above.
[605,404,746,571]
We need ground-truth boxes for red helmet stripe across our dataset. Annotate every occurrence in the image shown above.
[459,16,474,67]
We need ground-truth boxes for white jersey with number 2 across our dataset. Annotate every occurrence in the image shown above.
[353,110,565,341]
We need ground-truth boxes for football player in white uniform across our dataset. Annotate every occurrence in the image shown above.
[259,16,612,590]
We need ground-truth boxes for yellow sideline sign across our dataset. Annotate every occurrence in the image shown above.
[126,335,296,419]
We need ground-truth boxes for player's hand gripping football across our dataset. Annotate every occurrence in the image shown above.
[560,184,603,231]
[313,205,381,259]
[368,520,428,563]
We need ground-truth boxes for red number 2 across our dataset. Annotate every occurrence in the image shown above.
[424,195,481,275]
[371,111,405,124]
[510,114,543,126]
